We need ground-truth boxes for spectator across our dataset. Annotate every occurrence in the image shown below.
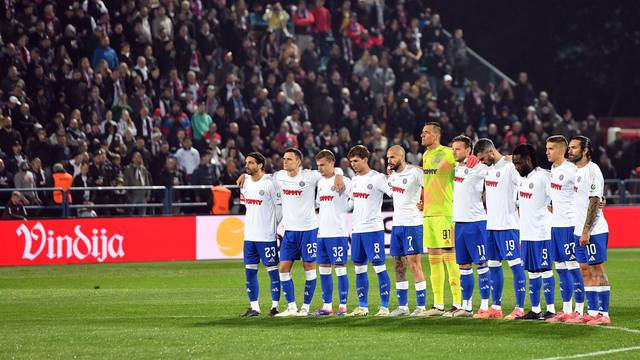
[192,102,213,141]
[92,36,119,69]
[175,137,200,179]
[0,159,14,204]
[293,1,315,51]
[72,162,94,205]
[447,29,469,87]
[124,151,152,215]
[263,3,291,38]
[2,191,27,220]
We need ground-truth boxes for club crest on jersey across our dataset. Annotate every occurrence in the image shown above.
[367,184,373,190]
[529,183,534,189]
[259,190,265,196]
[559,174,564,180]
[591,184,596,190]
[577,176,582,183]
[403,178,408,184]
[434,158,441,164]
[464,168,469,174]
[496,171,501,178]
[299,181,305,187]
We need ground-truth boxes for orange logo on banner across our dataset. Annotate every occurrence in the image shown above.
[216,217,244,256]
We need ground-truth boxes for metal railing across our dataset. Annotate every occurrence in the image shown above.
[1,180,639,219]
[0,185,241,218]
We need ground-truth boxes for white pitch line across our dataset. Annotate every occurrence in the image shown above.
[534,345,640,360]
[558,321,640,335]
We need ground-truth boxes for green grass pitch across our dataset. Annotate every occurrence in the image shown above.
[1,248,639,359]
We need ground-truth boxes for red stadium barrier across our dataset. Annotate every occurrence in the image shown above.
[0,209,637,266]
[0,217,197,266]
[602,207,640,248]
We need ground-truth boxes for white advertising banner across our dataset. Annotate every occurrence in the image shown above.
[195,213,395,260]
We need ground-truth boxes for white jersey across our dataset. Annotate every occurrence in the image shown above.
[484,157,520,230]
[388,165,423,226]
[549,160,577,227]
[350,170,393,234]
[453,162,488,222]
[274,169,322,231]
[573,162,609,236]
[518,167,552,241]
[240,175,282,242]
[317,175,352,238]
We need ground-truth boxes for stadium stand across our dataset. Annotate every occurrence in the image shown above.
[0,0,638,218]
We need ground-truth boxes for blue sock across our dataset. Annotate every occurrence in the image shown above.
[303,270,317,306]
[336,268,349,305]
[355,265,369,308]
[416,281,427,307]
[319,268,333,305]
[460,268,474,302]
[542,271,555,309]
[569,267,585,304]
[396,281,409,307]
[477,266,490,301]
[245,267,259,302]
[489,263,503,306]
[375,265,391,308]
[511,261,526,308]
[267,268,280,302]
[279,272,296,304]
[599,287,610,314]
[586,288,598,314]
[556,267,572,303]
[529,273,542,309]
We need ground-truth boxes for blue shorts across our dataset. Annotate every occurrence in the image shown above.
[243,240,279,266]
[351,231,385,265]
[317,237,349,265]
[487,229,520,261]
[521,240,553,271]
[390,225,424,256]
[280,229,318,262]
[575,233,608,265]
[455,221,489,265]
[551,227,576,263]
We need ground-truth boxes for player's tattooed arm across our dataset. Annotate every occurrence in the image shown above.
[580,196,600,246]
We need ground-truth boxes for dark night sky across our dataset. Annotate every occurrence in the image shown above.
[429,0,640,119]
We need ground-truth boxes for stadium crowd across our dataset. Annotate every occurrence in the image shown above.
[0,0,638,216]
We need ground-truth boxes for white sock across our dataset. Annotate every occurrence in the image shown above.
[417,305,426,310]
[399,305,409,310]
[434,304,444,310]
[380,306,389,311]
[288,303,298,311]
[547,304,556,313]
[588,310,598,317]
[272,300,279,309]
[575,302,584,315]
[480,299,489,311]
[301,304,310,312]
[462,300,469,311]
[532,305,541,313]
[323,303,332,311]
[492,304,502,310]
[250,301,260,312]
[601,311,609,317]
[453,303,461,310]
[562,301,572,314]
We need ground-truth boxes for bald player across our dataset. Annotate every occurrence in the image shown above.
[420,122,479,316]
[386,145,428,316]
